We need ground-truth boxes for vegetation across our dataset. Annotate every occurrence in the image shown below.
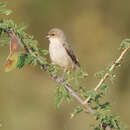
[0,2,130,130]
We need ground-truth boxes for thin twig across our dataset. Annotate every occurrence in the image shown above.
[83,47,130,104]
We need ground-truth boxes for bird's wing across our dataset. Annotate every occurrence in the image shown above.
[63,41,80,67]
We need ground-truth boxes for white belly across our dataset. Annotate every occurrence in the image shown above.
[49,39,72,68]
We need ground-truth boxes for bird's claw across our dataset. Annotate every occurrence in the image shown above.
[58,77,65,84]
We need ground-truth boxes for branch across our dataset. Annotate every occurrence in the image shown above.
[83,47,130,104]
[6,28,128,129]
[4,27,129,130]
[23,44,94,113]
[22,41,112,130]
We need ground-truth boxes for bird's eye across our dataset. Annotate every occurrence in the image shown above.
[51,33,55,36]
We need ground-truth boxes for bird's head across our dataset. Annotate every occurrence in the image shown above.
[46,28,66,41]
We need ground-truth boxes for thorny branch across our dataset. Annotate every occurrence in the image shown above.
[23,44,94,113]
[4,29,129,130]
[24,43,130,130]
[83,47,130,104]
[22,40,122,130]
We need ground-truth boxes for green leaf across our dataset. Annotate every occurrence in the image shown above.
[55,84,71,108]
[120,39,130,50]
[0,27,3,35]
[16,54,28,68]
[95,70,105,79]
[18,24,28,31]
[0,9,12,15]
[100,84,108,93]
[55,94,63,109]
[25,54,36,65]
[115,62,121,67]
[55,85,64,109]
[88,90,97,97]
[94,126,100,130]
[108,71,116,81]
[100,102,111,109]
[94,93,104,105]
[23,38,38,51]
[40,49,49,55]
[0,2,7,8]
[71,106,83,118]
[76,69,88,79]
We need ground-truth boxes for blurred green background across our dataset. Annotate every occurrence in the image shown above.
[0,0,130,130]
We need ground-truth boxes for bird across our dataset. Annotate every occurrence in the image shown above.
[46,28,80,81]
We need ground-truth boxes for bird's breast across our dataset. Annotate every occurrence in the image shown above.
[49,39,72,68]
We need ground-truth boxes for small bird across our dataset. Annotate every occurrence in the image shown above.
[47,28,80,81]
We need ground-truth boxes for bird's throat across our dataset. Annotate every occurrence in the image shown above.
[49,38,61,45]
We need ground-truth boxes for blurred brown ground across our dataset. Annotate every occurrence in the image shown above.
[0,0,130,130]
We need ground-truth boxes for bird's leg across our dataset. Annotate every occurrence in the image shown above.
[59,68,67,83]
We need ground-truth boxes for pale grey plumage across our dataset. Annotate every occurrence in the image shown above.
[47,28,80,70]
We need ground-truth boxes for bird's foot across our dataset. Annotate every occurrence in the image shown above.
[58,77,65,84]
